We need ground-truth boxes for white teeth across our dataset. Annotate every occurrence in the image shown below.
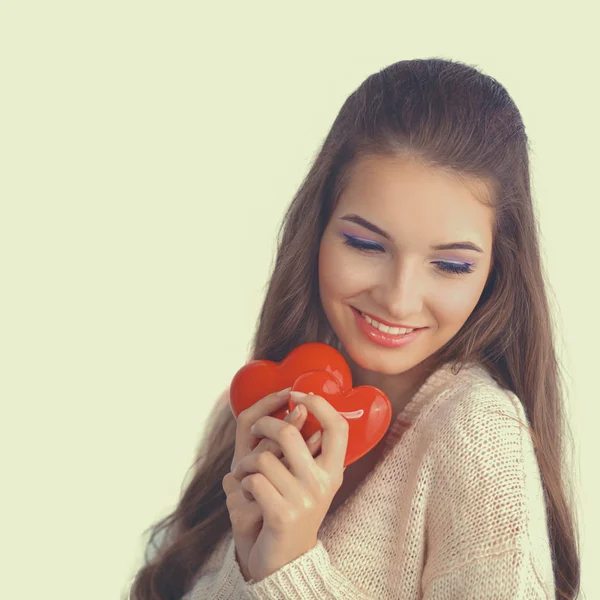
[362,313,414,335]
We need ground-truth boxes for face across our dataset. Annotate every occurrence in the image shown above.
[318,153,494,390]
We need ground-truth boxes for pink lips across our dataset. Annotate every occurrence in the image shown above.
[351,307,426,349]
[354,308,419,330]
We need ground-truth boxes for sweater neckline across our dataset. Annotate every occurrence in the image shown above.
[320,360,484,525]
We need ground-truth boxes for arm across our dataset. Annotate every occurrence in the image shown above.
[420,386,555,599]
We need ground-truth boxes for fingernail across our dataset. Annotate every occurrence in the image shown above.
[277,387,292,397]
[289,405,301,419]
[290,391,308,402]
[307,430,322,444]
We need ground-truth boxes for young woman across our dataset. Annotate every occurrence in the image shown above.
[129,58,580,599]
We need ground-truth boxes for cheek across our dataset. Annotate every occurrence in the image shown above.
[319,242,349,293]
[319,243,373,298]
[433,279,487,326]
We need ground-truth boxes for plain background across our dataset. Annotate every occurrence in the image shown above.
[1,2,598,599]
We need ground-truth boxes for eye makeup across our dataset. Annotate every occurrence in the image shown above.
[340,232,475,275]
[341,232,382,251]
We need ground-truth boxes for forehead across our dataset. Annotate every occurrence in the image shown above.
[335,154,494,250]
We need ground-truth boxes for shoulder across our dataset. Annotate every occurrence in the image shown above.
[423,363,535,489]
[418,362,532,451]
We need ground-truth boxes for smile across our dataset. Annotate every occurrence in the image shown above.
[351,307,427,349]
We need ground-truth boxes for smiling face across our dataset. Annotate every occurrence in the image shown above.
[318,153,494,383]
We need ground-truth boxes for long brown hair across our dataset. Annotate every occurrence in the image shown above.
[128,57,580,600]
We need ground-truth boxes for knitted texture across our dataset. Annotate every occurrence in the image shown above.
[183,362,555,599]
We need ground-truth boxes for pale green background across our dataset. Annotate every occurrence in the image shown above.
[1,2,597,599]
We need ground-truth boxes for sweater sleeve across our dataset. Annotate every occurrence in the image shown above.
[242,538,379,599]
[420,385,555,599]
[185,535,250,599]
[186,533,377,600]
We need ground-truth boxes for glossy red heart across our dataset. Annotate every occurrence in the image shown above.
[229,342,351,423]
[287,370,391,466]
[229,342,392,467]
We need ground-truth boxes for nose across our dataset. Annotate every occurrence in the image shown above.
[371,261,424,320]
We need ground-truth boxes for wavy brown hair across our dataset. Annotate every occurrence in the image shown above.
[128,57,580,600]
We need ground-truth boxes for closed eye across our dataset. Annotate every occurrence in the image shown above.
[341,234,475,275]
[342,234,383,254]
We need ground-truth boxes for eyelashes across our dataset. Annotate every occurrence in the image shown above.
[341,234,475,275]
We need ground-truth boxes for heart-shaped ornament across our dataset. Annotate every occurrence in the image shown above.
[288,369,391,467]
[229,342,351,422]
[229,342,392,467]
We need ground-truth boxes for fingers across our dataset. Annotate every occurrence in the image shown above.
[289,391,348,476]
[231,403,322,474]
[252,402,307,459]
[242,406,323,473]
[233,449,301,499]
[222,471,237,496]
[232,387,291,469]
[223,471,250,501]
[222,472,262,528]
[242,413,317,483]
[279,425,323,469]
[239,471,286,526]
[223,468,258,504]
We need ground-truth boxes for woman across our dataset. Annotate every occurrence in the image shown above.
[129,57,580,599]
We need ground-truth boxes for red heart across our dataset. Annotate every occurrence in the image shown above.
[288,370,391,466]
[229,342,392,467]
[229,342,351,422]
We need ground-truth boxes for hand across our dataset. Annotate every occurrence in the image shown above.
[222,388,321,581]
[231,391,349,582]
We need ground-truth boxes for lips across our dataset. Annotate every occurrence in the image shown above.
[352,307,425,331]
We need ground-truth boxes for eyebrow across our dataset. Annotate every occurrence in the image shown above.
[339,213,484,253]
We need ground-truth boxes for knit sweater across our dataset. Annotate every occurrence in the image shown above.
[183,361,555,599]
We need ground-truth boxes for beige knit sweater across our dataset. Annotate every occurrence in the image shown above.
[183,361,555,599]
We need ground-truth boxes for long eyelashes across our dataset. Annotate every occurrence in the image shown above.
[341,234,475,275]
